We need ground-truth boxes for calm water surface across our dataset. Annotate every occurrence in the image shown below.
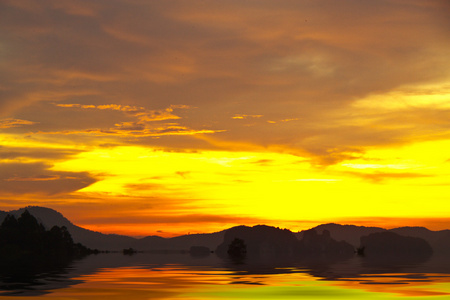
[1,253,449,299]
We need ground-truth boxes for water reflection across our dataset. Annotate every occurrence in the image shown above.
[0,255,82,297]
[0,253,449,299]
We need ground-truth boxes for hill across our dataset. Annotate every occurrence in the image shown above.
[0,206,137,251]
[0,206,225,251]
[216,225,299,259]
[390,227,450,255]
[360,231,433,263]
[1,207,449,255]
[296,223,450,255]
[295,223,385,247]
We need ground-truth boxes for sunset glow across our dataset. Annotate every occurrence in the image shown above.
[1,0,449,237]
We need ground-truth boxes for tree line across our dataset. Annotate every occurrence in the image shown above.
[0,210,96,265]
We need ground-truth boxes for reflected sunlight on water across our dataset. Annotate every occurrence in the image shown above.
[1,254,450,300]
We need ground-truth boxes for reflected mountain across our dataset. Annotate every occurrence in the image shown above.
[2,251,448,297]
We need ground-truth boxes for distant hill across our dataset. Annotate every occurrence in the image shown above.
[296,223,450,255]
[390,227,450,255]
[297,228,354,257]
[0,206,137,251]
[1,207,449,255]
[0,206,226,251]
[135,231,226,251]
[215,225,299,259]
[295,223,386,247]
[360,231,433,261]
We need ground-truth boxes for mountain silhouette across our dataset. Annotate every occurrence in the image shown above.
[216,225,299,260]
[390,227,450,255]
[0,206,136,251]
[1,207,448,256]
[295,223,385,247]
[0,207,226,251]
[359,231,433,267]
[295,223,450,254]
[297,228,354,257]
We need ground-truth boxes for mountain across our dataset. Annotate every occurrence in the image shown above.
[0,206,226,251]
[215,225,299,259]
[135,232,226,251]
[164,231,226,250]
[360,231,433,262]
[0,206,137,251]
[1,207,449,255]
[296,223,450,255]
[390,227,450,255]
[297,228,354,257]
[295,223,385,247]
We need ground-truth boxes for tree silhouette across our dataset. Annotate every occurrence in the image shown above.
[0,210,95,264]
[227,238,247,259]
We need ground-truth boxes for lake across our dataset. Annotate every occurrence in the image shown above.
[1,253,449,299]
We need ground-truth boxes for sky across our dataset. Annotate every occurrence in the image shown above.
[1,0,450,237]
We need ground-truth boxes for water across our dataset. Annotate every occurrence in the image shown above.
[1,253,449,299]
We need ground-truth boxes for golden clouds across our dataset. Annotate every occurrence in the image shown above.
[0,118,36,129]
[0,134,97,196]
[0,0,450,235]
[56,103,180,121]
[43,103,224,138]
[232,114,263,120]
[0,162,96,196]
[352,82,450,111]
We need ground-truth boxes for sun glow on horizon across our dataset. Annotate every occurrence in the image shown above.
[40,140,450,236]
[1,0,449,237]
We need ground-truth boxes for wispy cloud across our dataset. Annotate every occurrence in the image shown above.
[0,118,37,129]
[56,103,181,121]
[232,114,263,120]
[0,162,96,195]
[47,103,224,138]
[35,126,224,138]
[0,146,81,160]
[344,170,433,183]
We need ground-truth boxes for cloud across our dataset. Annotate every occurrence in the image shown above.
[250,159,274,166]
[45,103,224,138]
[344,170,433,183]
[124,183,162,191]
[76,212,266,226]
[232,114,263,120]
[0,162,97,195]
[1,0,449,165]
[175,171,191,179]
[36,125,224,138]
[0,146,81,160]
[56,103,151,114]
[0,118,37,129]
[56,103,181,121]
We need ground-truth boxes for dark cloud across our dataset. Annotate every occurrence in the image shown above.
[0,146,82,160]
[0,162,97,195]
[1,0,449,164]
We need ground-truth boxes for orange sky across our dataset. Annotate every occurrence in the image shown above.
[1,0,450,237]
